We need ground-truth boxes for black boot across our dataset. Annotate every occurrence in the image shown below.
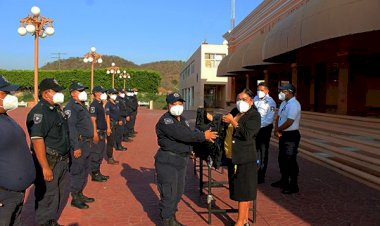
[282,176,299,194]
[271,175,289,188]
[71,192,89,209]
[79,192,95,203]
[92,171,107,182]
[99,172,110,179]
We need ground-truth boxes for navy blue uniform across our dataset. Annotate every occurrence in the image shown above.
[90,99,107,174]
[124,95,134,137]
[105,100,121,158]
[116,96,127,148]
[155,111,205,220]
[0,113,35,226]
[26,99,70,225]
[64,98,94,194]
[130,94,138,134]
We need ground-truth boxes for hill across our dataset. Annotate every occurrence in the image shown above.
[41,55,185,92]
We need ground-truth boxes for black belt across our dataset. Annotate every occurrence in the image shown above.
[282,130,299,133]
[162,150,191,158]
[46,147,69,161]
[97,130,106,134]
[78,135,92,142]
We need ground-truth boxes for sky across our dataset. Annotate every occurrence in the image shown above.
[0,0,263,69]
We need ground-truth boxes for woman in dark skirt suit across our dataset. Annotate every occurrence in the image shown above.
[223,88,261,226]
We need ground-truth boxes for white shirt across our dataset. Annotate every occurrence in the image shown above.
[254,94,276,128]
[278,97,301,131]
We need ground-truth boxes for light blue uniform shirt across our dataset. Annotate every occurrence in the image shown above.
[254,94,276,128]
[278,97,301,131]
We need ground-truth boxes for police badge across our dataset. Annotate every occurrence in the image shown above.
[64,110,71,118]
[33,114,43,124]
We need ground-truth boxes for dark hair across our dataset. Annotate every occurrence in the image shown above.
[257,82,268,88]
[241,88,255,98]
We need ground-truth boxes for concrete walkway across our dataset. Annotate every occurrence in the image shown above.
[8,107,380,226]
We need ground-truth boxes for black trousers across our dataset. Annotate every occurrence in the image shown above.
[131,111,137,132]
[256,124,273,181]
[0,189,24,226]
[70,141,91,193]
[90,131,106,173]
[115,120,124,148]
[278,130,301,182]
[34,159,69,225]
[106,125,117,159]
[154,151,188,220]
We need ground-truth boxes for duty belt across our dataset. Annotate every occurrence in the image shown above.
[162,150,191,158]
[0,186,24,193]
[78,135,92,142]
[46,147,69,161]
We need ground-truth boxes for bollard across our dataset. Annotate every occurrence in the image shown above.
[149,100,154,110]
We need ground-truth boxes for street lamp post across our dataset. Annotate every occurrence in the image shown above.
[18,6,55,104]
[106,63,120,88]
[83,47,103,96]
[119,70,130,89]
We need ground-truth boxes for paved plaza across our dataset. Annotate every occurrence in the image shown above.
[8,107,380,226]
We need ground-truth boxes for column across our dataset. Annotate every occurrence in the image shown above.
[337,57,349,114]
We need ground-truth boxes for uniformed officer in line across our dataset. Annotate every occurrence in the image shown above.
[115,88,128,149]
[64,82,95,209]
[253,82,276,184]
[104,88,122,165]
[89,86,109,182]
[155,92,218,226]
[26,78,70,226]
[0,76,35,226]
[272,83,301,194]
[124,88,135,139]
[130,88,139,135]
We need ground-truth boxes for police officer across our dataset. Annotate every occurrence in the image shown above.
[155,92,218,226]
[89,86,109,182]
[254,82,276,184]
[272,83,301,194]
[105,88,122,165]
[26,78,70,226]
[0,75,35,226]
[124,88,135,139]
[130,88,139,135]
[115,88,128,150]
[64,82,95,209]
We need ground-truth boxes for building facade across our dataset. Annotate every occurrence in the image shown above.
[180,42,228,110]
[218,0,380,117]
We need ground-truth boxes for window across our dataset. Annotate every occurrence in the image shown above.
[205,53,226,68]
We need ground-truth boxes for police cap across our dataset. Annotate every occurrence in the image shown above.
[69,82,88,92]
[107,88,118,94]
[279,83,296,93]
[0,75,19,92]
[39,78,63,92]
[166,92,185,104]
[92,86,105,94]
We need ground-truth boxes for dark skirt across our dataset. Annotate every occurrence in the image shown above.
[227,159,257,201]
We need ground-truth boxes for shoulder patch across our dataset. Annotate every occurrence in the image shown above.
[270,106,275,112]
[164,118,174,125]
[90,106,95,114]
[64,110,71,118]
[33,114,43,124]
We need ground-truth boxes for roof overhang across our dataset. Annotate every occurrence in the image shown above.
[263,0,380,61]
[216,54,236,77]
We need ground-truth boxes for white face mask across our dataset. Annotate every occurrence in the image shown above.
[257,90,265,99]
[119,93,125,98]
[127,92,133,97]
[78,91,88,102]
[170,105,184,116]
[236,100,250,113]
[53,92,64,104]
[100,93,107,101]
[0,94,18,111]
[110,94,117,101]
[134,92,138,96]
[278,92,286,101]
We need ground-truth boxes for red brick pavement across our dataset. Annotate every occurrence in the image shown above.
[8,107,380,226]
